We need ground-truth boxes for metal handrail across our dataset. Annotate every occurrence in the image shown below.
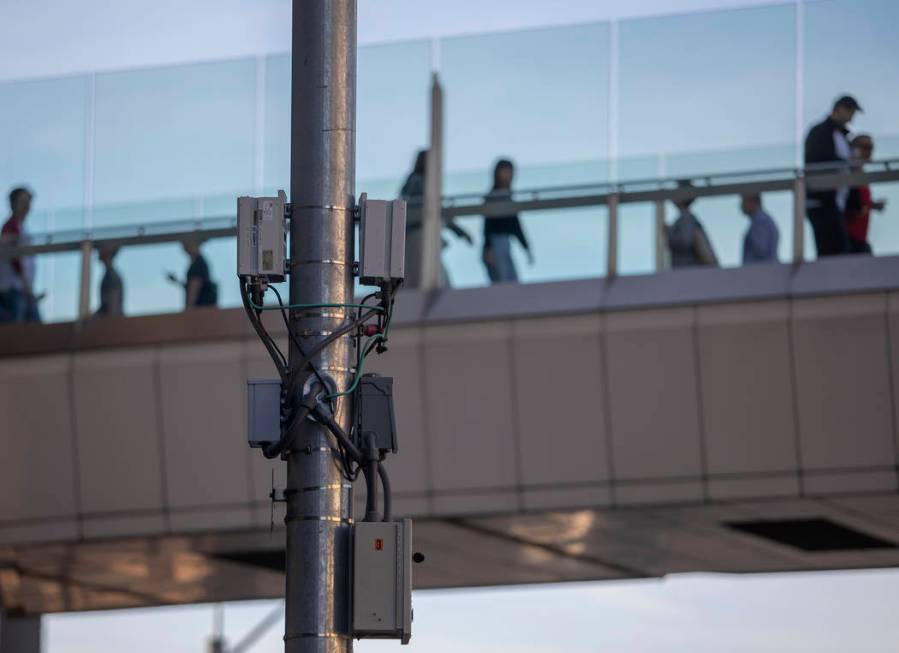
[3,159,895,258]
[1,160,897,321]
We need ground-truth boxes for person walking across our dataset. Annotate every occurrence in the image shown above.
[400,149,472,287]
[845,134,887,254]
[739,193,779,264]
[95,245,124,317]
[804,95,862,256]
[482,159,533,283]
[166,239,218,310]
[666,183,718,268]
[0,187,41,323]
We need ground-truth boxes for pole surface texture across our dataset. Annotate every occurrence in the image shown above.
[287,2,356,652]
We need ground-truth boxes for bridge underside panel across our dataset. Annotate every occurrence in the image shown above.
[2,495,899,615]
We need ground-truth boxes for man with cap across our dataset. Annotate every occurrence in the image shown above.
[804,94,862,257]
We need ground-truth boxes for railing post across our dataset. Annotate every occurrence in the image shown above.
[77,239,92,320]
[654,199,666,271]
[606,191,619,278]
[420,73,444,290]
[792,173,805,264]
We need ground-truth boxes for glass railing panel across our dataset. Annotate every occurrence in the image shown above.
[618,5,797,173]
[93,58,257,219]
[441,23,610,188]
[34,252,81,323]
[265,40,432,201]
[0,75,88,226]
[442,207,607,289]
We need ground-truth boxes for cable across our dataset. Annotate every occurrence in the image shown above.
[377,462,392,522]
[240,278,287,379]
[324,334,384,400]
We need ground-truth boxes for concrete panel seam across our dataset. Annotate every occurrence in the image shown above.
[66,353,84,539]
[152,345,172,533]
[507,320,525,511]
[786,295,806,496]
[598,312,618,507]
[691,305,710,502]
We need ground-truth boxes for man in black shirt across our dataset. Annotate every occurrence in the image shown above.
[804,95,862,257]
[95,245,124,317]
[167,239,218,309]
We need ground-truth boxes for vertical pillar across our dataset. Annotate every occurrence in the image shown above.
[420,73,444,290]
[78,239,92,320]
[606,192,619,278]
[793,174,805,264]
[655,199,667,271]
[287,1,356,652]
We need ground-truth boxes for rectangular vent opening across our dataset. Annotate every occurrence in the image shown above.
[726,517,896,552]
[213,550,285,573]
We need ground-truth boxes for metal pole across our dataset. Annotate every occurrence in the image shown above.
[287,2,356,652]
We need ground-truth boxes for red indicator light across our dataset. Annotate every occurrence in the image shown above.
[374,538,384,551]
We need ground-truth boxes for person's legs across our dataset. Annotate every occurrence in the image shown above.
[808,205,849,257]
[487,235,518,283]
[24,295,41,323]
[0,291,14,323]
[848,239,873,255]
[7,290,27,323]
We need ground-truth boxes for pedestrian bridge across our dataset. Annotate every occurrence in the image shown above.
[1,255,898,615]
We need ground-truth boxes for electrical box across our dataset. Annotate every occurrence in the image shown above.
[238,191,288,280]
[353,519,413,644]
[359,193,406,286]
[354,375,398,454]
[247,379,281,448]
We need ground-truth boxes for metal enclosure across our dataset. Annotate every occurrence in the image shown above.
[237,191,287,280]
[247,379,281,448]
[359,195,406,285]
[354,375,398,453]
[352,520,412,644]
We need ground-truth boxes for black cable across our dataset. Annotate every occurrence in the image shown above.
[312,403,363,463]
[240,278,287,379]
[377,461,392,522]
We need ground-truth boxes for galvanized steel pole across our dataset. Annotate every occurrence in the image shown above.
[286,1,356,652]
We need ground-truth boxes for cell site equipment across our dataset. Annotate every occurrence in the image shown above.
[238,191,416,644]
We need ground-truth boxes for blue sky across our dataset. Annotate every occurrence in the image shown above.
[1,2,898,648]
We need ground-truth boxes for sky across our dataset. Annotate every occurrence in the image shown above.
[46,569,899,653]
[1,1,897,649]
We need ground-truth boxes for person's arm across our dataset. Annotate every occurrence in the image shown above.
[445,218,473,244]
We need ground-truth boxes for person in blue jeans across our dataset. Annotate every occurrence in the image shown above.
[482,159,533,283]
